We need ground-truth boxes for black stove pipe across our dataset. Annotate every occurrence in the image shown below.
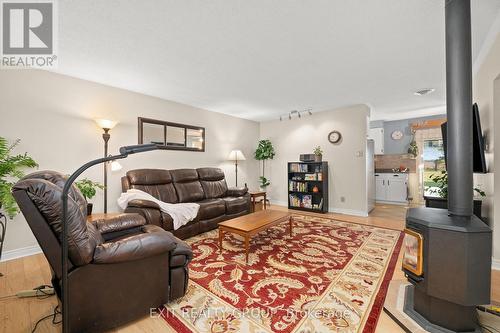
[445,0,474,217]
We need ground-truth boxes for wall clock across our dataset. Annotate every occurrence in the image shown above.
[328,131,342,144]
[391,130,404,140]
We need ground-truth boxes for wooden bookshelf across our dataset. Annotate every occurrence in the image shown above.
[288,161,328,213]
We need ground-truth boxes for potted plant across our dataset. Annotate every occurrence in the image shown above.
[75,178,104,215]
[424,170,486,219]
[0,137,38,219]
[254,139,275,190]
[313,146,323,162]
[407,129,419,158]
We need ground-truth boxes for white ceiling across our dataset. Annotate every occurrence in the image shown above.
[54,0,500,122]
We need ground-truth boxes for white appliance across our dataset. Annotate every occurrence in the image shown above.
[375,173,408,204]
[368,128,384,154]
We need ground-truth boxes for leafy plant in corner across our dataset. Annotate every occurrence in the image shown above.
[428,170,486,199]
[0,137,38,219]
[254,139,275,189]
[75,178,104,216]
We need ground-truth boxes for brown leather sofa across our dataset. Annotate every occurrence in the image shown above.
[121,167,250,239]
[12,171,192,333]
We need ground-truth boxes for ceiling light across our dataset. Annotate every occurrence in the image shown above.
[414,88,435,96]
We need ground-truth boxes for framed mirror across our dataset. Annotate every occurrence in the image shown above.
[138,117,205,152]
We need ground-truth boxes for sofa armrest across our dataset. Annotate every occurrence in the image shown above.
[125,205,163,228]
[128,199,161,210]
[91,213,146,235]
[170,239,193,266]
[226,187,248,197]
[93,225,176,264]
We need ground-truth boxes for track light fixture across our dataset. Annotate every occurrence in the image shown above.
[279,108,313,121]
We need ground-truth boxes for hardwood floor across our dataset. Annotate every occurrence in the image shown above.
[0,204,498,333]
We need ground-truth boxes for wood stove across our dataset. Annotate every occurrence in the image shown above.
[401,1,493,332]
[403,209,491,332]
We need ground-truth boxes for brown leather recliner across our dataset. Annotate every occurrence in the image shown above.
[122,167,250,239]
[12,171,193,333]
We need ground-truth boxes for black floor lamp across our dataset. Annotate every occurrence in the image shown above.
[94,119,118,214]
[61,143,159,333]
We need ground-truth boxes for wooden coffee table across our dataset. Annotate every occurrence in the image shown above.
[218,210,293,264]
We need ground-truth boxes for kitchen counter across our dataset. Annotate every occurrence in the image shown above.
[375,169,410,174]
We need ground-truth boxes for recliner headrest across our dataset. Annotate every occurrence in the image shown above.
[170,169,199,183]
[197,167,225,181]
[127,169,172,185]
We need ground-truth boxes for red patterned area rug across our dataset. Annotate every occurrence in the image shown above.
[161,214,403,333]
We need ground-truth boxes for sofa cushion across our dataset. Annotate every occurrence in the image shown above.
[223,196,249,215]
[126,169,178,203]
[197,168,228,199]
[197,199,226,220]
[171,169,204,203]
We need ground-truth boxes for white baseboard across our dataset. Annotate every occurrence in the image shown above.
[329,207,369,217]
[271,201,368,217]
[0,245,42,262]
[375,200,408,206]
[493,258,500,271]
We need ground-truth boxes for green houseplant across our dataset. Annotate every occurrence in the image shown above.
[0,137,38,219]
[313,146,323,162]
[254,139,275,189]
[75,178,104,215]
[425,170,486,218]
[407,129,419,158]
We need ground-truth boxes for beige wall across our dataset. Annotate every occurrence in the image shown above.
[259,105,370,216]
[473,30,500,262]
[0,70,260,255]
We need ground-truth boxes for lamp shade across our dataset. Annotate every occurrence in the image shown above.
[110,160,123,171]
[228,150,246,161]
[94,119,118,130]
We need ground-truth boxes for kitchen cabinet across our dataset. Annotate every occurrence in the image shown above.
[375,173,408,203]
[368,128,384,154]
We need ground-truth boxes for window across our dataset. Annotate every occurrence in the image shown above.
[423,139,445,191]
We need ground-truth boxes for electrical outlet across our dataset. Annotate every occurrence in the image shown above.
[356,151,364,157]
[340,196,346,203]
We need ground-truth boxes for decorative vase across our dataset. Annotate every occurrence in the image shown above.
[314,154,322,162]
[86,203,93,216]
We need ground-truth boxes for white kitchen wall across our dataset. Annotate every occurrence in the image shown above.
[0,70,260,256]
[259,105,370,216]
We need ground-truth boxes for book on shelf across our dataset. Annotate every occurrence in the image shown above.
[304,173,317,181]
[289,163,308,173]
[302,195,312,209]
[289,181,308,192]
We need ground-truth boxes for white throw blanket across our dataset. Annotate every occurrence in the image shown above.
[117,189,200,230]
